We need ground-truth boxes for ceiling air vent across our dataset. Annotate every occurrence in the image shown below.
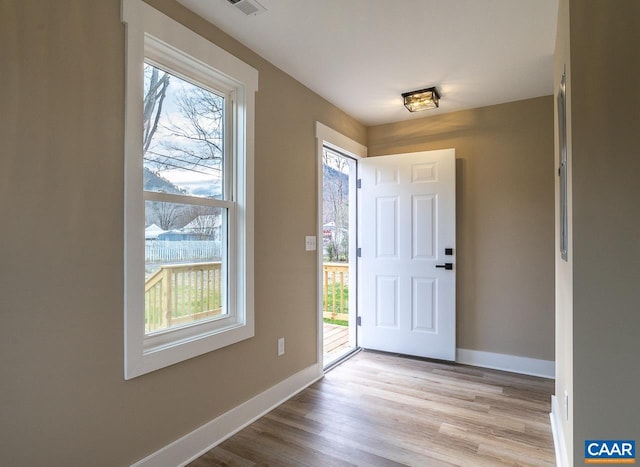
[226,0,266,16]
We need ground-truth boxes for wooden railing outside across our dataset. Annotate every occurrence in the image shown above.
[145,261,222,333]
[144,261,348,332]
[323,262,349,321]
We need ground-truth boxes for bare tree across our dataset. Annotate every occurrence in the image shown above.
[144,86,224,176]
[184,206,220,240]
[143,63,224,231]
[147,201,184,231]
[323,151,349,261]
[143,64,170,156]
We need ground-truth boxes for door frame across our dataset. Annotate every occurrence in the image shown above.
[315,122,366,370]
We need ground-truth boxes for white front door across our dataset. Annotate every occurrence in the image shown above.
[358,149,456,360]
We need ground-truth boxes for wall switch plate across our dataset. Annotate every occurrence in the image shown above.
[305,236,316,251]
[564,390,569,421]
[277,337,285,356]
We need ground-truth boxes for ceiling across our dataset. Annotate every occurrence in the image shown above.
[177,0,559,126]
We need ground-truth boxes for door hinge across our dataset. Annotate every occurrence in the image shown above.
[356,316,362,326]
[357,247,362,257]
[357,179,362,189]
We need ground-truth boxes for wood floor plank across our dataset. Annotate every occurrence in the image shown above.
[255,415,407,467]
[189,447,256,467]
[189,351,555,466]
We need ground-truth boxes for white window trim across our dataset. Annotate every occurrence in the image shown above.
[122,0,257,379]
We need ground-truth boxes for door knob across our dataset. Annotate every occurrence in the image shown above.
[435,263,453,270]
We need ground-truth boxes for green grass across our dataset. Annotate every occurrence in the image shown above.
[145,281,222,325]
[157,283,221,318]
[324,284,349,314]
[323,318,348,326]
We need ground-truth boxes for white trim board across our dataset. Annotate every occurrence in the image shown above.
[550,395,570,467]
[456,348,555,379]
[315,122,367,159]
[131,363,323,467]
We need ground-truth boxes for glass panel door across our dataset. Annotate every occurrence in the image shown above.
[322,147,357,367]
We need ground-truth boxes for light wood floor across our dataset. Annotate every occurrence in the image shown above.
[189,351,555,466]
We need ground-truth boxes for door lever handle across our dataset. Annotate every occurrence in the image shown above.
[435,263,453,270]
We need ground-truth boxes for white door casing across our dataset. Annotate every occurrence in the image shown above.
[358,149,456,360]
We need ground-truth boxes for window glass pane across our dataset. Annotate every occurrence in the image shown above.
[145,201,227,334]
[322,148,350,262]
[143,63,224,199]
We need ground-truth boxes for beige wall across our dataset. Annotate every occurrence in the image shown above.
[368,97,555,361]
[0,1,365,465]
[567,0,640,462]
[553,0,574,462]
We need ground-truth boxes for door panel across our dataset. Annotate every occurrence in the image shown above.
[376,275,399,327]
[413,195,436,259]
[412,277,436,331]
[376,197,398,257]
[358,149,456,360]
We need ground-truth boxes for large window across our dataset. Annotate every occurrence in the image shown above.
[123,0,257,379]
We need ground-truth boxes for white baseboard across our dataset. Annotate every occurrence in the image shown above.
[131,363,323,467]
[456,348,555,379]
[550,395,570,467]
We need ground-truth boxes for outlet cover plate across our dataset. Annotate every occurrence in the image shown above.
[305,236,316,251]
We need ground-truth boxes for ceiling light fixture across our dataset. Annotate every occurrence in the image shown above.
[402,87,440,112]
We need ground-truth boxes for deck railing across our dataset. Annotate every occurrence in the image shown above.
[144,261,350,332]
[145,261,223,333]
[323,262,349,321]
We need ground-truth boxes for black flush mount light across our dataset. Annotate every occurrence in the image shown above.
[402,87,440,112]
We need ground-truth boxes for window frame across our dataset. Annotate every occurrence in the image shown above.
[122,0,257,379]
[557,66,568,262]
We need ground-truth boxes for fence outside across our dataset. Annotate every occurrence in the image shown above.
[145,240,222,264]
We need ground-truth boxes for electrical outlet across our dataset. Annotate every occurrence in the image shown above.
[277,337,285,356]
